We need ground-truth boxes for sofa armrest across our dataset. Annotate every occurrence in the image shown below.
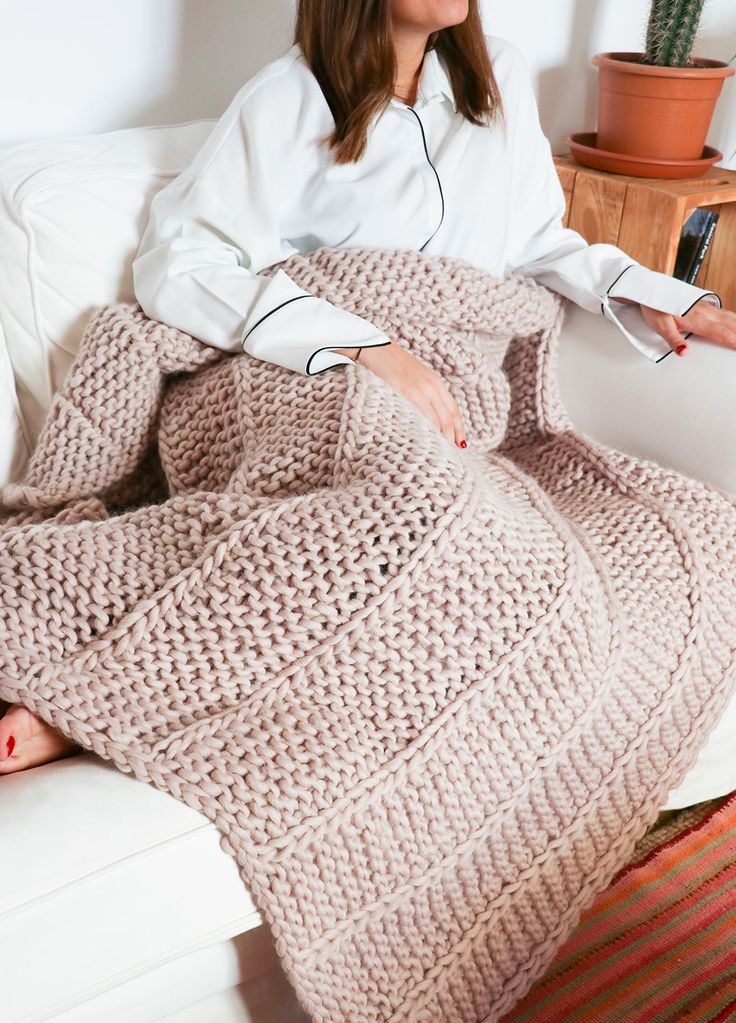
[558,304,736,497]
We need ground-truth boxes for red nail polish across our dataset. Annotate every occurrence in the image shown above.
[460,439,467,448]
[7,735,15,756]
[677,344,687,356]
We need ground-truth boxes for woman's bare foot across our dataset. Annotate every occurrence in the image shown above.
[0,704,83,775]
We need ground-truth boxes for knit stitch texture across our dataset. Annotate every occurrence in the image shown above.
[2,246,736,1022]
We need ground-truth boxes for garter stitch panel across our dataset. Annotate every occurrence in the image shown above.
[2,246,736,1022]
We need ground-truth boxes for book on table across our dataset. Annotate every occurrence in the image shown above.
[673,208,720,285]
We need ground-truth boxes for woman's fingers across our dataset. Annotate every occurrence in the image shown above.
[408,387,455,446]
[641,302,736,356]
[414,389,452,445]
[434,379,466,447]
[422,384,453,445]
[675,305,736,352]
[412,391,447,440]
[642,307,688,356]
[362,341,467,447]
[433,397,457,447]
[427,375,466,447]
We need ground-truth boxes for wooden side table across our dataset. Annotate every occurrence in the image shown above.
[553,154,736,313]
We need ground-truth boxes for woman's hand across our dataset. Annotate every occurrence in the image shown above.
[614,296,736,357]
[347,341,467,448]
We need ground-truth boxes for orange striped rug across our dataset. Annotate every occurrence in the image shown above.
[500,790,736,1023]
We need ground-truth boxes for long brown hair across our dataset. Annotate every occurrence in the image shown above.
[294,0,506,164]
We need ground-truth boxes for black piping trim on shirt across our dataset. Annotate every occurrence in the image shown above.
[241,293,317,349]
[679,290,723,344]
[602,262,723,363]
[600,263,636,317]
[405,105,445,252]
[305,340,392,376]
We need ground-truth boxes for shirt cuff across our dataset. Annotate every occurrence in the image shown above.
[601,263,723,363]
[241,268,392,375]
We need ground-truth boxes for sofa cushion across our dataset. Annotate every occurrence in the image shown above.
[1,753,261,1022]
[0,119,214,481]
[48,931,308,1023]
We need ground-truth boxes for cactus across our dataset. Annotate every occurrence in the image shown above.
[644,0,707,67]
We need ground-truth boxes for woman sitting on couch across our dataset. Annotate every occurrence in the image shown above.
[1,0,734,774]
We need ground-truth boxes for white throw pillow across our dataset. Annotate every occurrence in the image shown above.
[0,119,214,484]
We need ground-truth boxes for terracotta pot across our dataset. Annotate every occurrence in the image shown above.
[592,52,734,161]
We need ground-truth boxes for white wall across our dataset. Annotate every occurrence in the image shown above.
[0,1,294,141]
[0,0,734,165]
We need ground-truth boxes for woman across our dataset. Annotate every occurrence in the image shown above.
[1,0,735,774]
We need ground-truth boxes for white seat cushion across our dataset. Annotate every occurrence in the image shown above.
[48,930,308,1023]
[0,754,262,1022]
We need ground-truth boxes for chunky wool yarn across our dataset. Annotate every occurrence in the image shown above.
[2,246,736,1023]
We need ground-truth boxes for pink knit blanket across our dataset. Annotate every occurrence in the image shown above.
[3,247,736,1022]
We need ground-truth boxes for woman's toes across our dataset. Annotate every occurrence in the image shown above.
[0,705,23,764]
[0,704,82,775]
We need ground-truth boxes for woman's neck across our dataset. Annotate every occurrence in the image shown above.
[392,31,428,106]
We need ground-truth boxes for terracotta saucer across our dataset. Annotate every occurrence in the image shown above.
[564,131,723,179]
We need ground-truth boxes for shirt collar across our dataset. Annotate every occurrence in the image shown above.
[391,46,457,113]
[419,47,457,112]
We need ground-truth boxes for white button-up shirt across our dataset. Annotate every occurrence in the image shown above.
[132,33,723,375]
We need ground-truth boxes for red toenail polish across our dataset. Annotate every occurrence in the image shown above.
[460,439,467,448]
[7,735,15,756]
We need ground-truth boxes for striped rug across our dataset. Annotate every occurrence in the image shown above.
[500,790,736,1023]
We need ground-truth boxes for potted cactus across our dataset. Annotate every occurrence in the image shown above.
[591,0,735,165]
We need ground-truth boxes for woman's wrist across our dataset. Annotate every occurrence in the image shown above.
[330,343,394,365]
[329,346,361,361]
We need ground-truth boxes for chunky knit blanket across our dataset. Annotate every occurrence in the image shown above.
[2,246,736,1023]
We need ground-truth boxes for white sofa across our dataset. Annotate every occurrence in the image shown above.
[1,120,735,1023]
